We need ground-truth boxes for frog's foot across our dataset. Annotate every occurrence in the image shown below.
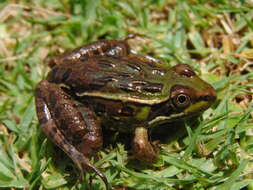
[73,153,109,190]
[132,127,158,163]
[77,157,109,190]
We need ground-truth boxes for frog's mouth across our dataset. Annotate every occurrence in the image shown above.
[148,112,187,127]
[148,96,216,127]
[184,99,215,114]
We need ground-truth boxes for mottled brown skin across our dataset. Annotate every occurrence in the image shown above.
[35,37,216,190]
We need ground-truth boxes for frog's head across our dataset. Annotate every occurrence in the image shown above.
[151,64,216,125]
[150,64,216,126]
[169,64,216,115]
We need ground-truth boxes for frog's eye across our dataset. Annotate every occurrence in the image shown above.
[173,93,191,108]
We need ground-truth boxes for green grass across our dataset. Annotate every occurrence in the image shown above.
[0,0,253,189]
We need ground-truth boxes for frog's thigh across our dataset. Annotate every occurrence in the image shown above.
[36,80,108,189]
[36,80,103,155]
[35,100,85,173]
[132,126,158,163]
[50,39,131,66]
[35,81,98,173]
[74,105,103,157]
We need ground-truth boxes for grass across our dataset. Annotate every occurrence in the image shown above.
[0,0,253,189]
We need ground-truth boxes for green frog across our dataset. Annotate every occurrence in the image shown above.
[35,37,216,189]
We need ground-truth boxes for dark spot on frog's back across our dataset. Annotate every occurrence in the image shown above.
[126,63,141,72]
[116,72,133,78]
[61,68,72,82]
[97,76,117,83]
[78,56,88,62]
[89,47,101,55]
[88,76,113,90]
[47,67,72,83]
[87,76,117,90]
[118,82,135,92]
[143,83,163,93]
[131,81,163,93]
[118,80,163,93]
[97,58,115,68]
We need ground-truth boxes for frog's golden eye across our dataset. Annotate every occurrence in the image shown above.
[172,93,191,108]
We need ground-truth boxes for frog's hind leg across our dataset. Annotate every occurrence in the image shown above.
[35,80,109,190]
[73,105,104,157]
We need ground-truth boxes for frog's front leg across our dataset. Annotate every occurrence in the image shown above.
[50,39,131,67]
[132,126,158,163]
[35,80,108,189]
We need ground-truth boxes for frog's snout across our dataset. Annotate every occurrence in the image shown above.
[199,85,217,105]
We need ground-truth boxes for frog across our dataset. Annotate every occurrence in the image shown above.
[35,37,216,190]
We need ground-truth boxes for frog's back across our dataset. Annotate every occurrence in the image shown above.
[47,55,170,104]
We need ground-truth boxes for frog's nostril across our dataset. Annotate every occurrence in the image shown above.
[199,87,216,103]
[206,90,216,102]
[210,88,217,102]
[203,95,216,102]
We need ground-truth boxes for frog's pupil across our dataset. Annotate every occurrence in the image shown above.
[178,94,187,104]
